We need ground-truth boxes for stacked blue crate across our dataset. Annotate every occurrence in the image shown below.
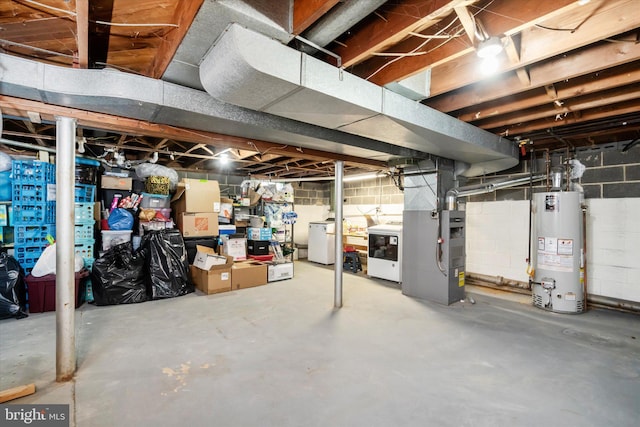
[12,160,56,273]
[75,179,98,303]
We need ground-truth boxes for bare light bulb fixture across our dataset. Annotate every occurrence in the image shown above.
[476,36,503,58]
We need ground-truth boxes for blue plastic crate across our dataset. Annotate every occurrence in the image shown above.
[12,201,56,225]
[12,182,50,204]
[75,202,95,224]
[12,160,55,183]
[75,239,95,260]
[75,222,95,241]
[14,225,55,246]
[83,257,95,271]
[15,244,48,272]
[75,184,96,203]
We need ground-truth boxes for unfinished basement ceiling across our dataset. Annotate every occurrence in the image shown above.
[0,0,638,178]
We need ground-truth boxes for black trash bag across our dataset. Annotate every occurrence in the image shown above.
[0,251,28,320]
[139,229,193,300]
[90,241,147,306]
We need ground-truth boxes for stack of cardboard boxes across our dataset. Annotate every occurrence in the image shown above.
[171,178,220,238]
[173,179,270,294]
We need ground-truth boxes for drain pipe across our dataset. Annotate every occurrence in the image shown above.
[445,175,545,210]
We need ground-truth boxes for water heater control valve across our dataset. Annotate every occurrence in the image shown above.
[541,278,556,290]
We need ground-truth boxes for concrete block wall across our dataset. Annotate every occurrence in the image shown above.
[463,142,640,303]
[293,182,331,206]
[464,142,640,202]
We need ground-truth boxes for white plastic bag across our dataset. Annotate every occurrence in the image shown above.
[0,151,11,172]
[30,243,85,277]
[134,163,179,190]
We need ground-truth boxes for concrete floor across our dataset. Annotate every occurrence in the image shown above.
[1,260,639,427]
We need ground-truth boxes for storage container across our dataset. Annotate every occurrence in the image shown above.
[247,240,270,255]
[12,201,56,225]
[12,160,55,183]
[140,192,170,208]
[145,176,170,195]
[25,270,88,313]
[75,157,100,185]
[0,171,12,201]
[75,202,95,224]
[14,224,55,245]
[75,222,95,241]
[74,183,96,202]
[101,230,133,251]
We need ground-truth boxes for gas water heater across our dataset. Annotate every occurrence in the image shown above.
[531,191,585,313]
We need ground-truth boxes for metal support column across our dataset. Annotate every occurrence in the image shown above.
[334,161,344,308]
[55,116,76,382]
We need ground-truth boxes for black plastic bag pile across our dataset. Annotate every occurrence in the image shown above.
[90,229,193,306]
[91,241,147,306]
[0,251,28,320]
[139,229,193,299]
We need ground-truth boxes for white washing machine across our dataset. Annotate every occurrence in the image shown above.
[367,224,402,282]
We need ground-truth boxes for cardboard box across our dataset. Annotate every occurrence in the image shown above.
[194,245,229,270]
[171,178,220,213]
[231,261,268,290]
[190,252,234,295]
[177,212,219,237]
[267,262,294,282]
[101,175,132,190]
[222,236,247,261]
[247,227,272,240]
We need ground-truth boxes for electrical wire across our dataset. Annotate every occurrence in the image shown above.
[0,38,74,58]
[362,0,500,81]
[19,0,179,27]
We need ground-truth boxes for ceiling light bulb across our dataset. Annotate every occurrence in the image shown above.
[219,153,229,164]
[476,36,503,58]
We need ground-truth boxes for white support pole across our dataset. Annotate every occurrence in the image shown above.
[334,161,344,308]
[55,116,76,382]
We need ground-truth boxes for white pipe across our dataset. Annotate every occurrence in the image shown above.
[334,161,344,308]
[55,116,76,382]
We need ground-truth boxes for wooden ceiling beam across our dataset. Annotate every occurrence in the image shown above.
[147,0,204,78]
[356,0,578,86]
[293,0,341,35]
[494,99,640,136]
[335,0,474,69]
[427,0,640,96]
[75,0,89,68]
[0,95,385,170]
[428,37,640,113]
[477,85,640,129]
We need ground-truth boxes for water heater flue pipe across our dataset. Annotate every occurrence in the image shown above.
[445,174,546,210]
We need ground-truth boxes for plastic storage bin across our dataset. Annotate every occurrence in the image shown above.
[74,183,96,202]
[75,239,95,260]
[25,270,88,313]
[14,225,55,245]
[75,223,95,241]
[12,201,56,225]
[75,202,95,224]
[15,244,49,271]
[101,230,132,251]
[0,171,11,201]
[12,160,55,183]
[140,192,170,209]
